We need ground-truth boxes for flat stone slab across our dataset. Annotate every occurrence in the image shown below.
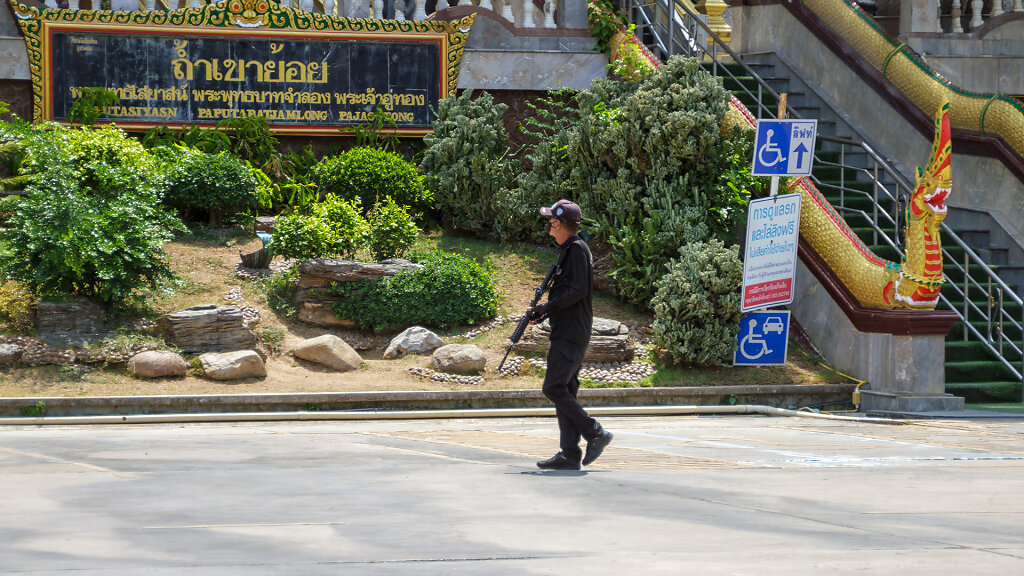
[517,317,634,362]
[156,305,257,353]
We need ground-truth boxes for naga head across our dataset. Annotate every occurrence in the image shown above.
[909,98,952,227]
[888,98,951,309]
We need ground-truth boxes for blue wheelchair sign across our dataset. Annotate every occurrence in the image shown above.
[752,120,817,177]
[734,311,790,366]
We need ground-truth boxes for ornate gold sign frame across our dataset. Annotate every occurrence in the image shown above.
[8,0,475,135]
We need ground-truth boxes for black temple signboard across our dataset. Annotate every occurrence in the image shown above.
[9,0,475,135]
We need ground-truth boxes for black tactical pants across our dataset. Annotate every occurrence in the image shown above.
[542,339,601,462]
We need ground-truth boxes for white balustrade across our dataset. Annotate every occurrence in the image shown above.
[414,0,427,21]
[522,0,535,27]
[970,0,983,27]
[1015,0,1023,12]
[479,0,492,11]
[991,0,1004,17]
[952,0,963,32]
[372,0,384,18]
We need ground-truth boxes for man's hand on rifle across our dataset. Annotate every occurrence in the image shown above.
[526,303,550,324]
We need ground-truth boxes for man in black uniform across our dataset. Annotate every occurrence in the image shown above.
[529,199,613,471]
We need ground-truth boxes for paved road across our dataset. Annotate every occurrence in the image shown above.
[2,414,1023,575]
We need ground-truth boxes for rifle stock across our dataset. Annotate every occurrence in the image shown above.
[497,264,557,371]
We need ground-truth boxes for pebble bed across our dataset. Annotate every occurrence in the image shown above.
[403,314,658,386]
[406,366,485,385]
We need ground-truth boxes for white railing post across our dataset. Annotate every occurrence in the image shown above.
[952,0,963,32]
[1014,0,1023,12]
[544,0,555,28]
[479,0,492,10]
[414,0,427,20]
[522,0,535,27]
[372,0,384,18]
[991,0,1005,17]
[970,0,983,28]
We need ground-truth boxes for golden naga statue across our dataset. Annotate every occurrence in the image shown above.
[760,99,952,311]
[885,98,951,308]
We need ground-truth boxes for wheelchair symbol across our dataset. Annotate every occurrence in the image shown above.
[739,318,773,360]
[757,129,786,168]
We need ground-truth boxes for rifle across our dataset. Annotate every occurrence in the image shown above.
[498,263,557,372]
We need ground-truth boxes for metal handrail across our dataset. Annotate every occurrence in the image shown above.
[621,0,1024,393]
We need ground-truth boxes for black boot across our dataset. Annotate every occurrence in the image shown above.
[536,452,582,470]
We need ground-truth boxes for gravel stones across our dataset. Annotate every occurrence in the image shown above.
[407,366,485,385]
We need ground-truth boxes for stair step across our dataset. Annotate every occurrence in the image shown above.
[945,381,1022,403]
[948,321,1023,341]
[945,360,1018,383]
[944,341,1008,362]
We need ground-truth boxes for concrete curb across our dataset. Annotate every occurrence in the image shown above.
[0,384,856,417]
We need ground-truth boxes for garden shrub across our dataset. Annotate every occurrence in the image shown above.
[0,120,183,306]
[650,240,743,366]
[513,55,761,307]
[0,152,184,306]
[159,148,260,221]
[367,197,418,261]
[329,250,499,331]
[0,194,20,223]
[272,195,368,260]
[0,280,36,333]
[419,90,512,235]
[314,147,429,215]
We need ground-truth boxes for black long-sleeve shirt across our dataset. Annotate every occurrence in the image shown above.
[543,235,593,346]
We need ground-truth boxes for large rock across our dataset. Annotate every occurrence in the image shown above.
[517,317,635,362]
[430,344,486,374]
[292,335,362,372]
[127,350,188,379]
[156,305,257,353]
[0,343,23,367]
[383,326,444,359]
[198,350,267,381]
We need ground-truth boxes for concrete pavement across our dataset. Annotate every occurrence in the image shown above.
[1,414,1023,574]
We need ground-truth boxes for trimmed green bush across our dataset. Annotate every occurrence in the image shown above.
[314,146,429,215]
[650,240,743,366]
[272,195,368,260]
[367,197,418,261]
[419,90,512,236]
[159,149,259,220]
[329,250,499,331]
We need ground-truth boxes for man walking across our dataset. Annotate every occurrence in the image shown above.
[529,199,613,470]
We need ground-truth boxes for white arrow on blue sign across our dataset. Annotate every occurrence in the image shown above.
[752,119,818,177]
[733,310,790,366]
